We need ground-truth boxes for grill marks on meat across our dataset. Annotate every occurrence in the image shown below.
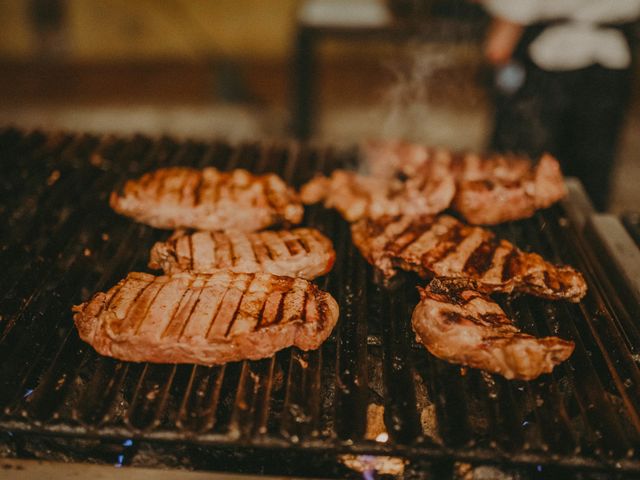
[363,140,452,179]
[110,167,303,232]
[453,153,566,225]
[362,140,566,225]
[299,167,455,222]
[351,214,587,302]
[72,271,339,365]
[149,228,336,280]
[412,280,575,380]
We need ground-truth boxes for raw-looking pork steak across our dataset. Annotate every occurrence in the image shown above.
[110,167,303,232]
[149,228,335,280]
[73,271,339,365]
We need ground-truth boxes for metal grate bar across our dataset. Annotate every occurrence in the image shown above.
[252,142,274,174]
[0,134,108,260]
[72,358,131,426]
[516,227,628,455]
[0,129,43,215]
[333,236,369,441]
[21,329,90,422]
[427,358,472,447]
[171,140,207,168]
[125,364,179,431]
[480,373,525,452]
[513,219,608,456]
[583,217,640,354]
[379,285,422,444]
[542,211,640,386]
[500,221,578,454]
[175,365,227,433]
[194,141,221,169]
[526,213,637,456]
[224,142,246,171]
[0,170,134,360]
[0,133,86,261]
[175,365,206,430]
[278,348,323,441]
[0,136,158,418]
[272,144,329,443]
[283,142,301,186]
[540,214,640,435]
[526,380,577,454]
[0,130,48,225]
[13,135,178,428]
[249,356,278,437]
[507,297,578,454]
[232,357,279,440]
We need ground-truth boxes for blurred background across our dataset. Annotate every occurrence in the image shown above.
[0,0,638,211]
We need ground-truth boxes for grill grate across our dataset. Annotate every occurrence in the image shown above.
[1,127,640,475]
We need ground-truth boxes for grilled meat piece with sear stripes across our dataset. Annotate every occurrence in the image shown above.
[351,214,587,302]
[149,228,335,280]
[299,167,455,222]
[362,140,566,225]
[412,279,575,380]
[110,167,303,232]
[72,271,339,365]
[453,153,566,225]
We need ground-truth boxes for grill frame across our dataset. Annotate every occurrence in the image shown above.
[1,127,640,476]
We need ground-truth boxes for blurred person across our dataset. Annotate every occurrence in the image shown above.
[29,0,68,59]
[480,0,640,211]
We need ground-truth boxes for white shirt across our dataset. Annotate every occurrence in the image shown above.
[483,0,640,70]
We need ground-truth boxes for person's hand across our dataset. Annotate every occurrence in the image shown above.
[484,17,525,65]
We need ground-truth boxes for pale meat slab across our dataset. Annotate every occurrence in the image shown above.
[149,228,336,280]
[110,167,303,232]
[72,271,339,365]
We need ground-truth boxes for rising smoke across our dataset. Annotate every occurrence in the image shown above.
[380,41,453,140]
[375,41,487,151]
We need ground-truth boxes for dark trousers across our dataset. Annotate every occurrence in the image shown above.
[490,63,632,211]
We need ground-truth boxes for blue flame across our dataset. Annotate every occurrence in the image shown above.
[363,470,375,480]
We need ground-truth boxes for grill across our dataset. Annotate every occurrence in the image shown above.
[1,127,640,477]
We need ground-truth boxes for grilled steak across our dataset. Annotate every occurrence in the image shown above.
[453,154,566,225]
[72,271,339,365]
[361,139,439,179]
[351,214,587,302]
[300,167,455,222]
[363,140,536,182]
[362,140,566,225]
[110,167,303,232]
[149,228,336,280]
[412,279,575,380]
